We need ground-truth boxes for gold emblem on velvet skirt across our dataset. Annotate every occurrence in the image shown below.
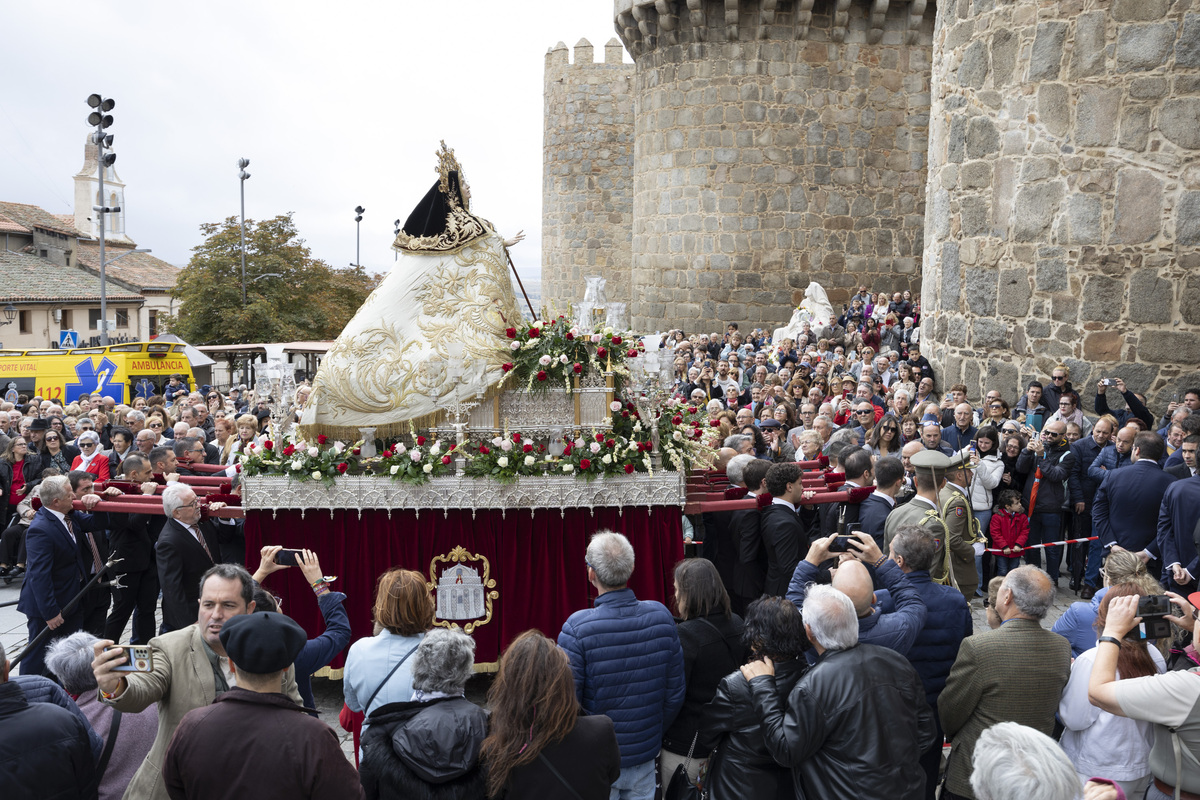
[427,546,498,634]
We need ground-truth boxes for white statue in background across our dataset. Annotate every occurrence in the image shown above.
[773,282,835,343]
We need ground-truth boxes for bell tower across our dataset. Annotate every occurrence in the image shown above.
[73,136,133,244]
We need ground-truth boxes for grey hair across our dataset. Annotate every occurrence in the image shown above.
[725,454,756,487]
[410,628,475,694]
[893,388,911,402]
[801,584,859,651]
[172,437,196,458]
[39,475,72,505]
[45,631,101,694]
[970,722,1079,800]
[723,434,751,451]
[705,399,724,414]
[162,483,193,519]
[125,410,146,423]
[586,530,636,589]
[827,427,860,448]
[891,525,937,572]
[1003,566,1055,620]
[76,430,101,446]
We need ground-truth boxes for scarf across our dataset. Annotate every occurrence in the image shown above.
[76,447,101,472]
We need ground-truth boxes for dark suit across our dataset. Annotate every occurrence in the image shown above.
[857,492,894,548]
[16,507,106,675]
[1167,462,1197,480]
[156,518,222,633]
[1092,460,1177,557]
[732,505,767,609]
[758,501,814,596]
[1158,475,1200,591]
[105,512,166,643]
[816,482,867,538]
[939,619,1071,799]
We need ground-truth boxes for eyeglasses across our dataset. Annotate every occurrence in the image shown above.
[149,422,163,428]
[45,436,59,442]
[881,426,899,433]
[990,404,1003,410]
[856,409,874,415]
[1052,375,1066,381]
[80,442,96,448]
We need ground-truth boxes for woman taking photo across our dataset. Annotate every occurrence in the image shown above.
[343,568,434,742]
[70,430,111,482]
[482,630,620,799]
[864,414,902,458]
[661,559,746,786]
[998,432,1028,490]
[699,597,807,800]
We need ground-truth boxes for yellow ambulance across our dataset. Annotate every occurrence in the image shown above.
[0,341,195,405]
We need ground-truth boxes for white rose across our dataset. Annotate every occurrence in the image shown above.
[674,431,683,441]
[610,401,622,412]
[524,455,535,466]
[544,454,553,462]
[603,326,613,335]
[497,456,509,468]
[332,441,346,454]
[574,438,585,448]
[569,327,580,337]
[602,454,613,465]
[290,459,303,470]
[410,451,422,462]
[562,463,574,472]
[430,442,441,455]
[306,446,318,458]
[422,463,433,474]
[311,471,322,480]
[491,436,504,447]
[532,320,543,330]
[590,334,602,344]
[589,442,601,454]
[394,443,407,455]
[390,464,400,475]
[559,354,569,364]
[500,440,513,452]
[539,354,552,366]
[510,341,521,351]
[633,422,642,432]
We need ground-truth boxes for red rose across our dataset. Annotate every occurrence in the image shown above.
[513,433,521,442]
[621,410,630,418]
[626,402,636,411]
[263,440,274,450]
[416,435,426,446]
[282,444,295,455]
[502,362,514,373]
[627,349,638,358]
[672,415,683,425]
[441,454,452,465]
[538,443,546,452]
[505,327,517,338]
[709,418,720,427]
[382,449,394,458]
[564,443,573,455]
[528,327,541,338]
[479,445,490,455]
[595,433,605,442]
[317,434,327,445]
[353,447,361,455]
[605,439,616,448]
[580,458,591,469]
[522,443,533,453]
[235,464,242,473]
[687,407,697,414]
[537,370,547,381]
[596,347,608,359]
[611,336,622,345]
[336,462,349,474]
[573,362,582,374]
[565,332,574,340]
[624,463,635,474]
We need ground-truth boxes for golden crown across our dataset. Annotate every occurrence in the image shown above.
[435,140,463,198]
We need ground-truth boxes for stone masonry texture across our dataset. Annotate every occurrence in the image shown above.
[542,38,636,312]
[923,0,1200,407]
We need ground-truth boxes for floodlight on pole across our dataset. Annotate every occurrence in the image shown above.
[354,206,365,267]
[87,93,118,345]
[238,158,251,308]
[393,219,401,261]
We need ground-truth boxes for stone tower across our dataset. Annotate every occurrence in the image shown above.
[923,0,1200,404]
[542,38,637,311]
[73,136,133,244]
[608,0,936,333]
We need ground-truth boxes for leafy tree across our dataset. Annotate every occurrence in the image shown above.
[166,214,380,345]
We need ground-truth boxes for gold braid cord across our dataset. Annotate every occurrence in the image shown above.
[300,234,522,441]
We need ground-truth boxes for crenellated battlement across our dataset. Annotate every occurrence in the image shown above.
[613,0,931,55]
[545,37,629,70]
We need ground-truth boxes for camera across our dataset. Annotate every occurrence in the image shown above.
[1127,594,1173,641]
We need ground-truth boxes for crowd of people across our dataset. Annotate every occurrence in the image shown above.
[1,291,1200,800]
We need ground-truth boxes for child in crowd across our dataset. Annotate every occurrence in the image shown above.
[989,490,1029,576]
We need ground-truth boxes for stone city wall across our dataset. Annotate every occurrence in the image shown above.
[618,0,936,333]
[922,0,1200,407]
[542,38,636,314]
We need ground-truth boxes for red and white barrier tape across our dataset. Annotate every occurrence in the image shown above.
[985,535,1096,555]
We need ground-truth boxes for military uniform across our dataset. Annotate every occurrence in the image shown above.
[884,495,949,584]
[939,481,982,600]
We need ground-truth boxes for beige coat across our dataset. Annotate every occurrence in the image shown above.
[102,624,300,800]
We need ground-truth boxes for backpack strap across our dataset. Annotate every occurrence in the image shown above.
[363,643,419,718]
[537,752,586,800]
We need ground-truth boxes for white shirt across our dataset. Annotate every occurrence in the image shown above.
[869,490,896,508]
[772,496,796,512]
[47,507,72,542]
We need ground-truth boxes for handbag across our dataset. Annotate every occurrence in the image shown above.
[664,733,705,800]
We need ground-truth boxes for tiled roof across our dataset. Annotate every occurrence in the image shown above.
[0,250,144,303]
[51,214,88,237]
[0,214,29,234]
[0,201,79,238]
[75,242,180,292]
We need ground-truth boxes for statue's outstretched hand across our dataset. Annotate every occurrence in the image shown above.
[503,230,525,248]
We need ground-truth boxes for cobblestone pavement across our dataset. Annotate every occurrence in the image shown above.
[1,575,1082,764]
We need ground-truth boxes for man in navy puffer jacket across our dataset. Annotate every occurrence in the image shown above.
[890,524,972,800]
[558,530,685,800]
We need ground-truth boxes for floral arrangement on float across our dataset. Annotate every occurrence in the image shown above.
[238,435,363,486]
[501,315,634,392]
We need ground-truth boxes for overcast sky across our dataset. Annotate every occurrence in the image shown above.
[1,0,624,286]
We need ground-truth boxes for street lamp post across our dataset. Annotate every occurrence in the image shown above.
[354,206,365,267]
[393,219,401,262]
[86,93,118,346]
[238,159,251,307]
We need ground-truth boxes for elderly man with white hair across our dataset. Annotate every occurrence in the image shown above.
[742,583,934,799]
[970,722,1102,800]
[155,484,228,633]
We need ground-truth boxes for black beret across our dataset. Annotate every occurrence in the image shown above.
[218,612,306,674]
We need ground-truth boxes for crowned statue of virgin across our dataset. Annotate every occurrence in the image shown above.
[299,142,525,439]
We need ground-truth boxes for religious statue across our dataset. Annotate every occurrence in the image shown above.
[773,281,835,343]
[299,142,525,439]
